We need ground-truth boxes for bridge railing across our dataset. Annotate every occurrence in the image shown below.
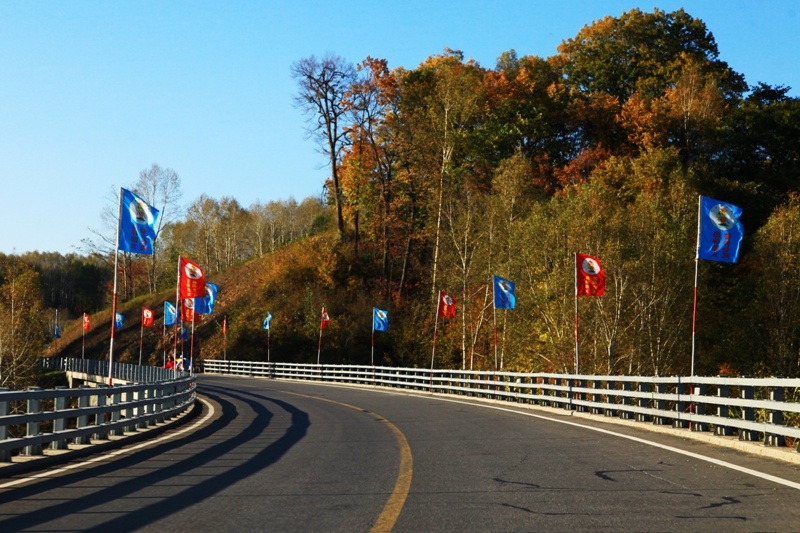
[203,360,800,452]
[0,358,195,462]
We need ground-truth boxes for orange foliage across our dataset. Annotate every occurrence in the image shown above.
[551,145,612,189]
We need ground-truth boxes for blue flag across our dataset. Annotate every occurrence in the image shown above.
[194,283,218,315]
[115,312,124,330]
[373,307,389,332]
[164,301,177,326]
[493,275,516,309]
[118,188,160,255]
[180,325,189,341]
[54,324,61,339]
[263,312,272,330]
[697,196,743,263]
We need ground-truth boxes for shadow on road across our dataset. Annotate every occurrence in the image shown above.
[0,384,309,532]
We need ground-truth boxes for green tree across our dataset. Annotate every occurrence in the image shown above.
[748,195,800,376]
[557,8,742,101]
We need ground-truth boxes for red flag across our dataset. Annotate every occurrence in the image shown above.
[320,307,330,330]
[82,313,91,331]
[142,307,154,327]
[179,257,206,299]
[576,253,605,296]
[438,291,456,318]
[222,316,227,335]
[181,299,195,323]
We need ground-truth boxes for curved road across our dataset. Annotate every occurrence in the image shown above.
[0,374,799,532]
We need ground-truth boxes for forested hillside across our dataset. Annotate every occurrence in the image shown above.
[2,8,800,388]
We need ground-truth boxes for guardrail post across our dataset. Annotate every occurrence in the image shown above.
[94,385,109,441]
[146,386,156,427]
[739,385,755,441]
[51,386,68,450]
[124,388,136,433]
[636,381,649,422]
[136,388,147,429]
[588,379,598,414]
[673,381,689,428]
[691,384,707,432]
[619,381,632,419]
[23,387,43,456]
[76,386,91,445]
[535,377,545,406]
[155,386,164,423]
[601,380,613,416]
[563,378,573,411]
[766,386,786,447]
[653,383,667,425]
[0,388,10,462]
[110,387,123,437]
[577,378,587,413]
[715,383,734,436]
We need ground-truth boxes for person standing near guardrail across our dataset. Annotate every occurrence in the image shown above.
[163,355,175,369]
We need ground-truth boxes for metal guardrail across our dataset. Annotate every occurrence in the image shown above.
[203,360,800,452]
[0,358,195,462]
[42,357,184,384]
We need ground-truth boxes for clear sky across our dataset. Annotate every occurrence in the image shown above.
[1,1,797,255]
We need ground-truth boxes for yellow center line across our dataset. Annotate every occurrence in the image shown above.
[282,391,413,532]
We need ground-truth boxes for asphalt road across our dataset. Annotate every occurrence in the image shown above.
[0,374,799,532]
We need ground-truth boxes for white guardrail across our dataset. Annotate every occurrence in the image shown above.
[0,358,196,462]
[203,360,800,452]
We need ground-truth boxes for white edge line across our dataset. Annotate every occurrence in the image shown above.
[434,396,800,491]
[0,398,216,490]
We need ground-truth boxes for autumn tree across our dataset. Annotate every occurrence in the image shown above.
[292,54,356,242]
[552,8,746,184]
[0,257,46,390]
[397,49,487,301]
[342,57,401,285]
[483,51,572,192]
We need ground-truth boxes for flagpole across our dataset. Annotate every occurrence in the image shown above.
[174,258,181,366]
[431,291,440,388]
[371,312,376,367]
[492,279,498,372]
[317,328,323,365]
[223,315,227,361]
[54,309,59,352]
[190,310,195,373]
[267,325,271,363]
[138,311,144,365]
[162,310,167,367]
[691,195,702,377]
[108,188,123,385]
[82,314,85,360]
[174,258,181,378]
[574,252,579,375]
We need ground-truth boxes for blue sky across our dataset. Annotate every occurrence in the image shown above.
[1,1,797,255]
